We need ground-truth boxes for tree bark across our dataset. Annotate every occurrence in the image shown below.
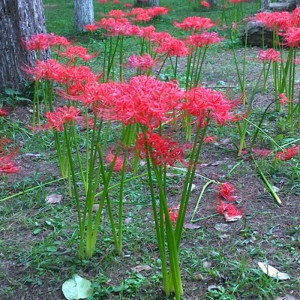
[74,0,94,32]
[261,0,270,10]
[0,0,47,91]
[151,0,159,6]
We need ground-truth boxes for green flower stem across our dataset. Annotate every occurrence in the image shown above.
[119,35,124,82]
[194,46,208,86]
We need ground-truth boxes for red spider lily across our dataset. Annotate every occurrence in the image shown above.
[0,108,8,117]
[99,0,108,3]
[106,149,124,171]
[24,33,70,51]
[46,106,81,131]
[279,93,289,105]
[113,0,121,4]
[0,140,19,175]
[217,201,243,222]
[217,182,237,202]
[93,76,184,128]
[252,148,271,157]
[291,8,300,27]
[107,9,127,19]
[184,87,238,127]
[186,32,224,48]
[140,25,156,38]
[135,132,185,166]
[277,145,300,161]
[283,27,300,47]
[148,31,172,44]
[156,37,189,57]
[255,12,292,31]
[168,206,180,223]
[60,46,98,62]
[124,3,133,7]
[24,59,67,82]
[204,136,217,143]
[127,54,155,71]
[174,16,216,31]
[258,49,281,62]
[201,1,211,8]
[85,24,99,32]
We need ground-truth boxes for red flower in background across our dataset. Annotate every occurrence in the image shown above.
[204,136,217,143]
[279,93,289,105]
[217,201,243,222]
[46,106,81,131]
[255,12,292,31]
[0,108,8,117]
[283,27,300,47]
[127,53,155,71]
[186,31,224,48]
[156,37,189,57]
[174,16,216,31]
[201,1,211,8]
[85,24,99,32]
[106,149,124,172]
[24,33,70,51]
[217,182,237,202]
[252,148,271,157]
[258,49,281,62]
[0,139,19,175]
[277,145,300,161]
[60,46,98,62]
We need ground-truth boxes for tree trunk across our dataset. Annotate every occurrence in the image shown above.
[74,0,94,32]
[261,0,270,10]
[151,0,159,6]
[0,0,47,91]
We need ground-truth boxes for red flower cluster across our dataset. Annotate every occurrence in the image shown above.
[24,33,70,51]
[255,11,292,31]
[277,145,299,161]
[204,136,217,143]
[135,132,185,166]
[0,108,8,117]
[184,87,238,127]
[60,46,98,62]
[252,148,271,157]
[127,53,155,71]
[174,16,216,31]
[216,183,243,222]
[168,205,180,223]
[106,149,124,171]
[0,138,19,175]
[186,31,224,48]
[46,106,81,131]
[283,27,300,47]
[156,37,189,57]
[279,93,289,105]
[201,1,211,8]
[258,49,281,62]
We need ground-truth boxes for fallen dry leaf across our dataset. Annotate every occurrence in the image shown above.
[258,262,291,280]
[184,223,201,229]
[46,194,62,204]
[131,265,151,273]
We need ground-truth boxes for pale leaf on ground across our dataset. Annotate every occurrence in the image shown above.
[258,262,291,280]
[184,223,201,229]
[62,274,93,300]
[131,265,152,272]
[46,194,62,204]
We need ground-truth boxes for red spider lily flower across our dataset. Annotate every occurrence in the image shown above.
[99,76,184,128]
[60,46,98,62]
[0,140,19,175]
[279,93,289,105]
[124,3,133,7]
[283,27,300,47]
[201,1,211,8]
[106,149,124,171]
[255,12,292,31]
[113,0,121,4]
[148,7,170,17]
[46,106,81,131]
[258,49,281,62]
[24,59,67,82]
[186,32,224,48]
[99,0,108,3]
[184,87,238,127]
[85,24,99,32]
[168,206,180,223]
[252,148,271,157]
[148,31,172,44]
[174,16,216,31]
[276,145,300,161]
[156,37,189,57]
[217,201,243,222]
[24,33,70,51]
[291,8,300,27]
[140,25,156,38]
[127,54,155,71]
[232,22,238,30]
[107,9,127,19]
[204,136,217,143]
[217,182,237,202]
[135,132,185,166]
[0,108,8,117]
